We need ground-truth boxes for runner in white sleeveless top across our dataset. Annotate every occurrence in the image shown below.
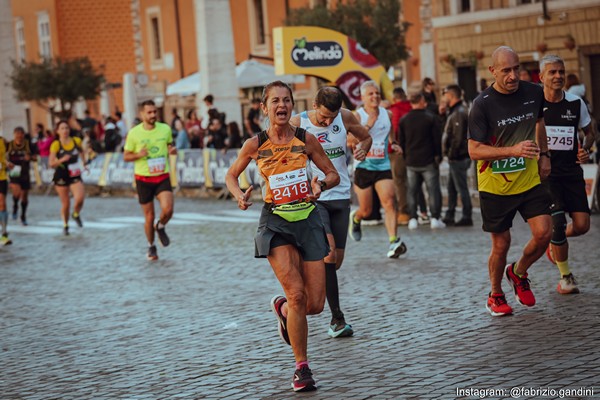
[350,80,407,259]
[290,86,372,338]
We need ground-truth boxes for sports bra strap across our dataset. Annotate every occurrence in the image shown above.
[257,130,269,147]
[294,127,306,143]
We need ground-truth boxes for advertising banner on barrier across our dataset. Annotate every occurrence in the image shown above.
[31,149,598,206]
[33,157,54,185]
[31,149,265,190]
[175,149,205,187]
[85,154,106,186]
[29,150,598,207]
[103,153,135,188]
[33,153,108,186]
[203,149,248,189]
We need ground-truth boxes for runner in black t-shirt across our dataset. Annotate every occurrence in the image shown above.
[539,54,594,295]
[468,46,552,317]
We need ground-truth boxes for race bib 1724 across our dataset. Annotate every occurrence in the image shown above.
[491,157,526,174]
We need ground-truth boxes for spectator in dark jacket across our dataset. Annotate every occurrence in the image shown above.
[422,77,439,116]
[204,118,227,149]
[225,122,242,151]
[442,84,473,226]
[398,91,444,230]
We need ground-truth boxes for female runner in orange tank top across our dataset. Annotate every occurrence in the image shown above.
[226,81,339,392]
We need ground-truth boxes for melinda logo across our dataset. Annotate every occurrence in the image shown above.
[291,37,343,67]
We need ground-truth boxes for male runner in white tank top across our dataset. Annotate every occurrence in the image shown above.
[290,86,372,338]
[350,81,407,259]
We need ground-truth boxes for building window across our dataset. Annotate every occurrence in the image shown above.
[37,12,52,60]
[151,17,162,60]
[460,0,471,12]
[518,0,541,4]
[146,7,164,67]
[248,0,269,54]
[457,66,477,102]
[15,18,26,63]
[252,0,266,46]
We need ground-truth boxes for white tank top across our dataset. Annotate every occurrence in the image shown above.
[299,111,350,201]
[355,106,391,171]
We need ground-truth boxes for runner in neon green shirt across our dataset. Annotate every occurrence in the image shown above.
[125,120,173,176]
[124,100,178,260]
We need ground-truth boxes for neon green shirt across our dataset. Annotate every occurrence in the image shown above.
[124,122,173,176]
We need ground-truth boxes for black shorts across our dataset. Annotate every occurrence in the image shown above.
[316,199,351,250]
[54,175,83,187]
[354,168,393,189]
[255,203,329,262]
[9,178,31,191]
[136,177,172,204]
[479,184,551,233]
[0,180,7,195]
[545,176,590,214]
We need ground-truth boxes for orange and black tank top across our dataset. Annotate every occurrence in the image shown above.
[256,128,310,205]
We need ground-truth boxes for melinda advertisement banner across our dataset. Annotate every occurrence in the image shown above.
[273,26,394,108]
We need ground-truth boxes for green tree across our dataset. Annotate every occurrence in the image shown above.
[286,0,410,69]
[10,57,104,118]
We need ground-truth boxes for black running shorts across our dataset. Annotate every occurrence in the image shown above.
[316,199,351,250]
[54,175,83,187]
[136,177,172,204]
[0,180,7,195]
[545,175,590,214]
[255,203,329,261]
[479,184,551,233]
[9,177,31,190]
[354,168,393,189]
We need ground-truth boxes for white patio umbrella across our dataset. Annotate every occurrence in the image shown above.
[165,60,305,96]
[235,59,305,89]
[165,72,201,96]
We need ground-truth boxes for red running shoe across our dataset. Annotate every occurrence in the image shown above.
[486,292,513,317]
[270,295,290,345]
[291,365,317,392]
[546,245,556,265]
[505,263,536,307]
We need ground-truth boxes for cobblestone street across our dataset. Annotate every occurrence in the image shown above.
[1,195,599,399]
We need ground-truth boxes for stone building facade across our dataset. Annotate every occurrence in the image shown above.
[430,0,600,119]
